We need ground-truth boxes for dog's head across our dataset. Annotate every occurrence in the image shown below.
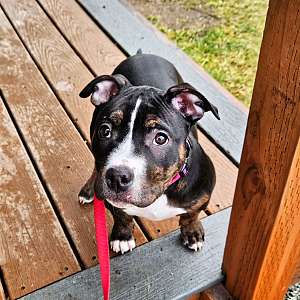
[80,75,219,208]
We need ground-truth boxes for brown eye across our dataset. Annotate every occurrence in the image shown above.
[153,132,169,145]
[98,123,112,139]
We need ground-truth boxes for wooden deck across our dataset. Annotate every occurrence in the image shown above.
[0,0,239,299]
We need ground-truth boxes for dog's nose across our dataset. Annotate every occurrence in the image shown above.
[105,166,134,193]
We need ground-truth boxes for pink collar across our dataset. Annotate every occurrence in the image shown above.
[168,138,191,186]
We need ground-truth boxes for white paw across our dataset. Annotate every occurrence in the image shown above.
[78,195,94,205]
[110,238,136,254]
[184,241,203,252]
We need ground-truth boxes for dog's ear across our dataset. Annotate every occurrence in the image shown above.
[79,74,130,106]
[165,83,220,122]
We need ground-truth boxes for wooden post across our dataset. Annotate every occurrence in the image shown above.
[222,1,300,299]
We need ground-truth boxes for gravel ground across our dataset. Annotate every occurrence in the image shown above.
[286,282,300,300]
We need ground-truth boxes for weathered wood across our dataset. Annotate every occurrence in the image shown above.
[198,285,232,300]
[37,0,125,75]
[21,208,231,300]
[78,0,248,164]
[197,133,238,214]
[138,212,206,240]
[223,1,300,299]
[35,0,237,239]
[1,0,94,138]
[0,5,146,269]
[0,95,80,298]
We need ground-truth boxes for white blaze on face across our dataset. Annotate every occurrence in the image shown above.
[105,97,145,196]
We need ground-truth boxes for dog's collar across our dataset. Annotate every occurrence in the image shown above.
[168,138,192,186]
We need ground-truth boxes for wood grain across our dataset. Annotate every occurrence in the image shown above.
[1,0,94,138]
[21,208,231,300]
[0,6,146,270]
[34,0,238,239]
[198,133,238,214]
[37,0,125,75]
[223,1,300,299]
[0,94,80,298]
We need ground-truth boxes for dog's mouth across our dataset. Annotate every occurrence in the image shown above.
[101,182,161,209]
[104,191,135,209]
[104,191,155,209]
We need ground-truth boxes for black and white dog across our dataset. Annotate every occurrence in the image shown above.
[78,52,219,254]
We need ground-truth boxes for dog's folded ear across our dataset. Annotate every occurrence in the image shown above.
[165,83,220,122]
[79,74,130,106]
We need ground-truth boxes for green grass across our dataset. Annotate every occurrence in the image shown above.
[148,1,268,106]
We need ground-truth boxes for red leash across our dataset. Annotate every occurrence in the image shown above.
[92,143,190,300]
[94,195,110,300]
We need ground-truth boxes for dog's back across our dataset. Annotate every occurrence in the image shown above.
[112,52,183,90]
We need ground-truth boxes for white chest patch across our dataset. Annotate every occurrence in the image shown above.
[124,194,186,221]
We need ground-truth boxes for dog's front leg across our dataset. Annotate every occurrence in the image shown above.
[78,166,97,204]
[106,203,136,254]
[179,212,205,252]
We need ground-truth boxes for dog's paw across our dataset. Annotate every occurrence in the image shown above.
[183,239,203,252]
[78,194,94,205]
[180,222,204,252]
[110,238,136,254]
[78,188,94,205]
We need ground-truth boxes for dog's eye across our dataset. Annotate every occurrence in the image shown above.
[153,132,169,146]
[98,123,112,139]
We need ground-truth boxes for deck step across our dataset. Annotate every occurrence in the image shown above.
[22,208,230,300]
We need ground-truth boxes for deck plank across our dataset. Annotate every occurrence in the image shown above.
[0,91,80,298]
[0,5,146,269]
[37,0,125,75]
[198,134,238,214]
[21,208,231,300]
[1,0,94,137]
[36,0,237,238]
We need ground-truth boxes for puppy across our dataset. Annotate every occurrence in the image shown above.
[78,52,219,254]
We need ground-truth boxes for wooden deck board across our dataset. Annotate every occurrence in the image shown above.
[198,134,238,214]
[1,0,95,138]
[198,284,232,300]
[0,88,80,298]
[0,3,146,270]
[21,208,231,300]
[34,0,237,239]
[37,0,125,75]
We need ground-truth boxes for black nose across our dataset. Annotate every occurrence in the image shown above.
[105,166,134,193]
